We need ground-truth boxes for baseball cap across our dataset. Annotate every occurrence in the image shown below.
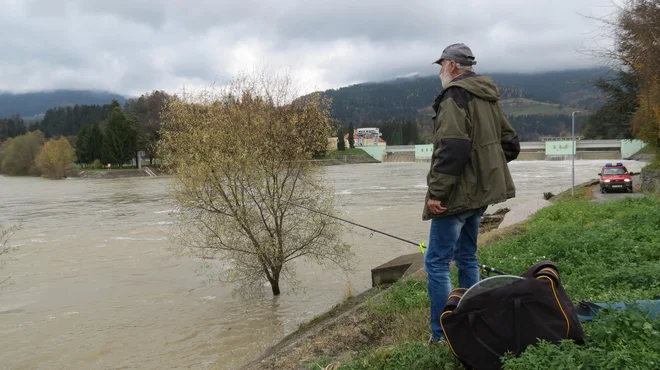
[433,43,477,66]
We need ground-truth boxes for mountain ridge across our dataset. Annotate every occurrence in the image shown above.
[0,89,127,119]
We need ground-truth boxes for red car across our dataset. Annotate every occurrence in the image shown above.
[598,163,635,193]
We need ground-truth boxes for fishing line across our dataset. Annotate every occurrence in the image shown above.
[281,199,506,275]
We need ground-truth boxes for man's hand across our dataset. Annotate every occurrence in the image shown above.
[427,199,447,214]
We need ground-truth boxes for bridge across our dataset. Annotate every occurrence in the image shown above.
[381,139,647,162]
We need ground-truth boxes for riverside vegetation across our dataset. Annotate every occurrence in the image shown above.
[304,195,660,370]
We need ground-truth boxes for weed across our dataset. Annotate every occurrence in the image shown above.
[502,308,660,369]
[367,278,429,317]
[335,341,461,370]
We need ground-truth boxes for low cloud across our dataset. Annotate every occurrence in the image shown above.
[0,0,618,97]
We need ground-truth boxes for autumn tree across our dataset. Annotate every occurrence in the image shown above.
[35,137,77,179]
[616,0,660,157]
[593,1,660,158]
[158,68,354,297]
[0,130,46,176]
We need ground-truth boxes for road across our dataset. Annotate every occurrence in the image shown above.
[592,174,645,203]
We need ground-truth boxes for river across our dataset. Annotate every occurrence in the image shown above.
[0,159,647,369]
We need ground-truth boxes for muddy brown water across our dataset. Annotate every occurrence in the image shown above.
[0,160,647,369]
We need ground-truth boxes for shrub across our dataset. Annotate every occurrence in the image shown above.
[35,137,77,179]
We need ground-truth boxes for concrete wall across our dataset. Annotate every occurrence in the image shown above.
[383,152,416,162]
[361,146,387,162]
[516,152,546,161]
[621,139,648,159]
[415,144,433,160]
[578,151,622,160]
[641,167,660,193]
[410,140,635,161]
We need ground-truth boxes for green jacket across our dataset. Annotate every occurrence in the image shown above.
[423,72,520,221]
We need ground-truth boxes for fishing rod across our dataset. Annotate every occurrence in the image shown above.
[282,199,507,275]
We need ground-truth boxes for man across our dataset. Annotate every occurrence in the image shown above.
[424,43,520,344]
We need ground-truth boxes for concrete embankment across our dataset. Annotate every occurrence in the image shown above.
[66,167,168,179]
[314,154,381,165]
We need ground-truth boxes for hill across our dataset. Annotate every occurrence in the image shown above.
[0,90,127,119]
[317,67,612,142]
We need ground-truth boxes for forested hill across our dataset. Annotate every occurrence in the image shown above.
[0,90,126,119]
[315,67,613,142]
[321,67,609,123]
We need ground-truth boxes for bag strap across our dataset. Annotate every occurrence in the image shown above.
[523,260,559,279]
[443,287,467,312]
[468,297,523,358]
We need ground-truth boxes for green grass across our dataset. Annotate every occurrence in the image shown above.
[311,196,660,369]
[647,156,660,170]
[478,197,660,302]
[550,183,597,203]
[500,98,585,116]
[323,148,370,159]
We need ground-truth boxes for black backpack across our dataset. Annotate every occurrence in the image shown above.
[439,261,586,370]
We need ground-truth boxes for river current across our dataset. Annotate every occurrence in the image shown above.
[0,160,646,369]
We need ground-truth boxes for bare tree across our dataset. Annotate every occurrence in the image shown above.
[158,67,354,296]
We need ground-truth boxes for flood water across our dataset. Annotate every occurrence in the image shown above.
[0,159,647,369]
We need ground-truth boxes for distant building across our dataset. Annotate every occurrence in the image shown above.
[351,127,386,147]
[328,127,386,150]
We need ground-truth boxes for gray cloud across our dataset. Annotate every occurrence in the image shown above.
[0,0,618,97]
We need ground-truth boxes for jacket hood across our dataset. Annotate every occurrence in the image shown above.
[445,72,500,102]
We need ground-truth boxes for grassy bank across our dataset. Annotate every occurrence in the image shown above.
[323,148,371,159]
[549,180,598,203]
[307,196,660,369]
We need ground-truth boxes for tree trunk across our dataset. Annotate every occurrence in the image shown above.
[269,279,280,296]
[268,268,281,296]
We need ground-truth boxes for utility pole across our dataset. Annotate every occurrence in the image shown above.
[572,111,580,197]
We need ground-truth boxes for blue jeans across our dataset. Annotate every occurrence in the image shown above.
[425,206,485,340]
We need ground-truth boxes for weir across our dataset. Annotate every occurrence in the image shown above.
[372,139,648,162]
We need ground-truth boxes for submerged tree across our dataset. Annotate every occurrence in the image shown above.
[0,224,19,291]
[159,68,354,296]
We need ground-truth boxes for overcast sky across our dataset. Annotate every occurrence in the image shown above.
[0,0,621,97]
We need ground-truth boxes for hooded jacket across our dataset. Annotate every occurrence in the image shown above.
[423,72,520,220]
